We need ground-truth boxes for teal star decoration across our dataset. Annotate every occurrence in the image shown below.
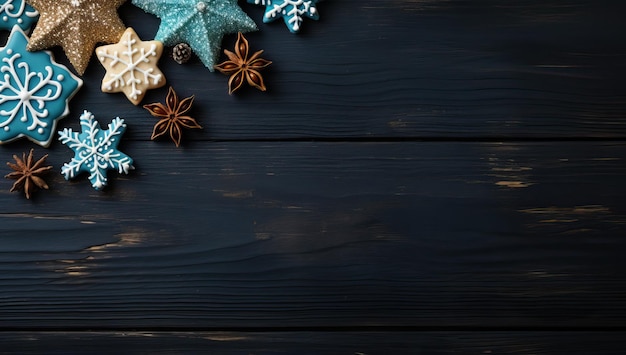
[0,26,82,147]
[247,0,319,33]
[59,110,134,191]
[0,0,38,32]
[132,0,257,71]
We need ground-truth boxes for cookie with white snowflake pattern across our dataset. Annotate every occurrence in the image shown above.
[0,0,38,32]
[0,25,82,147]
[96,27,166,105]
[58,110,134,190]
[248,0,320,33]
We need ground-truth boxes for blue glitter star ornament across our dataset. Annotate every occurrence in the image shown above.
[132,0,258,71]
[248,0,319,33]
[59,110,134,191]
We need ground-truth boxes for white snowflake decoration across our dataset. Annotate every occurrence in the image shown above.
[0,50,62,133]
[0,0,38,31]
[0,26,82,147]
[59,110,134,190]
[97,27,165,105]
[249,0,319,33]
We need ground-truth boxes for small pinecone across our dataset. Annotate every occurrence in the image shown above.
[173,43,192,64]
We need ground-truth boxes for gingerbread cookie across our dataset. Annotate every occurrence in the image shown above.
[248,0,320,33]
[0,26,82,147]
[0,0,38,31]
[59,110,134,191]
[97,27,166,105]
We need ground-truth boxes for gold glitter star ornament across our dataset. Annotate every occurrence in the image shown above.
[97,27,166,105]
[26,0,127,75]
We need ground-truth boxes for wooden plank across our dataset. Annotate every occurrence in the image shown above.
[1,141,625,328]
[1,331,625,354]
[18,1,617,140]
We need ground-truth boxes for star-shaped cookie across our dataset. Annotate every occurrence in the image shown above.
[26,0,127,75]
[0,0,39,32]
[132,0,257,71]
[97,27,166,105]
[0,26,83,147]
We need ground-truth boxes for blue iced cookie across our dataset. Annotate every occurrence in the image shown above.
[248,0,319,33]
[59,110,134,191]
[0,0,38,31]
[0,25,82,147]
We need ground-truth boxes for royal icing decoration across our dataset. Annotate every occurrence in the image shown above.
[59,110,134,190]
[132,0,257,70]
[248,0,319,33]
[0,26,82,147]
[27,0,127,75]
[97,27,166,106]
[0,0,38,31]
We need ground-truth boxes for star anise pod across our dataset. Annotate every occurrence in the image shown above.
[214,32,272,94]
[5,149,53,199]
[143,87,202,147]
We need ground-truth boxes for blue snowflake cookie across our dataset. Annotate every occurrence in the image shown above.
[0,0,38,31]
[59,110,134,191]
[248,0,319,33]
[0,25,82,147]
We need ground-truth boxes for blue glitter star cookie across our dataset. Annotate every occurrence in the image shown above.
[132,0,257,71]
[0,26,82,147]
[0,0,38,31]
[58,110,134,191]
[248,0,319,33]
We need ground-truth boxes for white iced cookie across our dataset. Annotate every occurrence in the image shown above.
[96,27,166,105]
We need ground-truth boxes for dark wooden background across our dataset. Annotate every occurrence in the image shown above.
[1,0,626,353]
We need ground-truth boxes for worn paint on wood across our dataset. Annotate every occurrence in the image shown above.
[1,331,626,354]
[1,142,625,329]
[0,0,625,351]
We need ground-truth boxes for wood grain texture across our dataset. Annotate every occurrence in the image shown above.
[1,142,625,328]
[1,331,625,354]
[1,0,619,142]
[1,0,626,351]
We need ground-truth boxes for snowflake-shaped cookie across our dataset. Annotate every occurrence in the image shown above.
[0,26,82,147]
[59,110,134,190]
[0,0,38,31]
[248,0,319,33]
[97,27,166,105]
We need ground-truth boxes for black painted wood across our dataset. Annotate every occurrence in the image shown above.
[1,0,626,352]
[1,142,626,329]
[9,0,622,142]
[1,331,626,354]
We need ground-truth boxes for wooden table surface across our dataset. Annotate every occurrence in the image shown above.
[1,1,626,353]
